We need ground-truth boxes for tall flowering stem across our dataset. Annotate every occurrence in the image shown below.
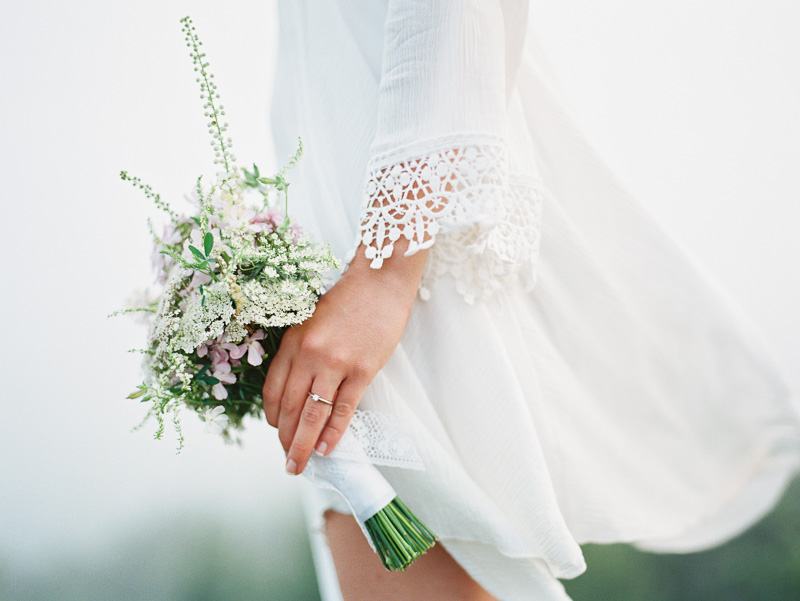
[180,16,235,175]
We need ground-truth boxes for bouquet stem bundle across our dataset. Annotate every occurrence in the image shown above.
[366,498,438,571]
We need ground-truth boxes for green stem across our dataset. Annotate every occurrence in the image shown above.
[364,498,438,572]
[185,25,230,175]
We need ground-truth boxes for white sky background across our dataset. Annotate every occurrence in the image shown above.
[0,0,798,584]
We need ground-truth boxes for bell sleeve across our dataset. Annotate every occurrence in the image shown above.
[348,0,540,304]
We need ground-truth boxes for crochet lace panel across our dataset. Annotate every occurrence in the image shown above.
[420,174,543,304]
[346,134,543,304]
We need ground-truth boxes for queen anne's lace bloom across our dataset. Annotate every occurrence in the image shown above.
[173,281,235,353]
[234,278,317,329]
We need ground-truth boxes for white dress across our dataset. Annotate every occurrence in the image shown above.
[269,1,800,599]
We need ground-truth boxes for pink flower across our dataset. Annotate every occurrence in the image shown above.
[249,208,284,233]
[162,224,183,246]
[219,341,245,361]
[150,224,183,284]
[290,223,303,241]
[248,214,271,228]
[151,246,173,284]
[189,270,212,289]
[231,329,266,366]
[265,207,283,225]
[211,362,236,400]
[197,337,234,371]
[209,346,230,370]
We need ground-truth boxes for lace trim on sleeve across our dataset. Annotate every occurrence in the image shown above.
[345,133,544,304]
[356,133,508,269]
[419,174,544,304]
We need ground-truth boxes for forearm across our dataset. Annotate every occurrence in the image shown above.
[345,238,430,314]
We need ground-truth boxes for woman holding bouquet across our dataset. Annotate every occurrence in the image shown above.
[264,1,800,600]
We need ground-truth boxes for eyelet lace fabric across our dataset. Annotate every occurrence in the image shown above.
[345,134,544,305]
[324,409,425,470]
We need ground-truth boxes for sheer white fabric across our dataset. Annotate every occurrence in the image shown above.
[270,1,800,599]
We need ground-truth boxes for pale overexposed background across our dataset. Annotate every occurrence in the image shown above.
[0,1,798,599]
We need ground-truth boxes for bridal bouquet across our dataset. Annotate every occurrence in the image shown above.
[114,16,435,571]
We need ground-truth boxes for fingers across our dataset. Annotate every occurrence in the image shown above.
[263,320,373,476]
[276,365,315,453]
[285,374,340,475]
[262,350,291,428]
[314,377,362,457]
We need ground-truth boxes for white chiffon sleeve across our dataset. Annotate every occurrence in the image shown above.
[346,0,541,304]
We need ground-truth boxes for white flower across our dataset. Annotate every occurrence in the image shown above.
[173,280,234,353]
[202,405,229,434]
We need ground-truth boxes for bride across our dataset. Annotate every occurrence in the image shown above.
[263,1,800,599]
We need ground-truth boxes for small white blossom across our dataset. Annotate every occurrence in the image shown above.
[202,405,229,434]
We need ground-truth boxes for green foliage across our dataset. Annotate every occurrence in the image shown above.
[120,171,178,220]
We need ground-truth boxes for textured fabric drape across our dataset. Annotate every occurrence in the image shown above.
[270,1,800,599]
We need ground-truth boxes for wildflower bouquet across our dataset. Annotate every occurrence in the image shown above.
[116,16,436,571]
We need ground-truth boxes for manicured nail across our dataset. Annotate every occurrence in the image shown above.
[286,458,298,475]
[316,441,327,455]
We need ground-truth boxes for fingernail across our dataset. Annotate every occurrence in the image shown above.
[286,458,298,475]
[316,441,328,455]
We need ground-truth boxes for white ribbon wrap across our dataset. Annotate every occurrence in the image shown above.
[302,410,425,528]
[305,448,397,522]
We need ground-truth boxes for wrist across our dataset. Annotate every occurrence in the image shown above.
[345,240,429,303]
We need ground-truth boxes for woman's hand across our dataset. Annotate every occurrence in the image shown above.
[262,240,429,475]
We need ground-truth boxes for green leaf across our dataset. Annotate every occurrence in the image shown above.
[203,232,213,255]
[192,216,202,227]
[196,375,220,386]
[258,177,277,185]
[189,245,205,261]
[127,388,147,399]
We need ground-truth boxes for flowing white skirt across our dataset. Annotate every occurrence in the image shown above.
[270,5,800,599]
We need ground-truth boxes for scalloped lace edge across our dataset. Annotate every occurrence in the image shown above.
[344,135,543,304]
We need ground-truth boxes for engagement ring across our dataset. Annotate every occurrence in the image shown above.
[308,392,333,406]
